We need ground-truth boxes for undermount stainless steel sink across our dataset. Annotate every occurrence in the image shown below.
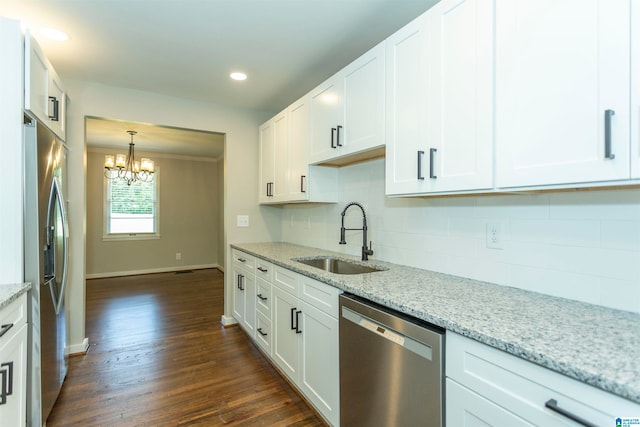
[294,257,385,275]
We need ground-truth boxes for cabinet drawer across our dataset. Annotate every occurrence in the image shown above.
[256,278,272,317]
[273,266,299,296]
[255,259,273,282]
[447,332,640,426]
[255,312,272,357]
[0,293,27,345]
[232,249,255,271]
[446,378,533,426]
[300,276,341,318]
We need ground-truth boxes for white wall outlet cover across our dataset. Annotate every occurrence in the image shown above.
[237,215,249,227]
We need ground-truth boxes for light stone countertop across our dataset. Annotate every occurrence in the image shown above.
[232,241,640,404]
[0,283,31,310]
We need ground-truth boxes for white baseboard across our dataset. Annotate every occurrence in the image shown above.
[221,315,238,327]
[86,263,221,279]
[67,337,89,355]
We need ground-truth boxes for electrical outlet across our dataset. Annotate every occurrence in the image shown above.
[237,215,249,227]
[486,223,503,249]
[176,252,182,260]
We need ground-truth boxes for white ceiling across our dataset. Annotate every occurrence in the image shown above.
[1,0,438,157]
[86,117,225,158]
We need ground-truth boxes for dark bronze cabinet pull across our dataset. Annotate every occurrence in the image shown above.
[48,96,59,121]
[290,307,297,330]
[295,310,302,334]
[300,175,306,193]
[604,109,615,160]
[257,328,268,337]
[417,150,425,180]
[429,148,438,179]
[257,294,268,301]
[0,362,14,405]
[0,323,13,339]
[544,399,597,427]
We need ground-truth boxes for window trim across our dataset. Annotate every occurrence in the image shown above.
[102,168,160,241]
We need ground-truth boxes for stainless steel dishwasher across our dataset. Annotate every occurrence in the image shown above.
[339,294,444,427]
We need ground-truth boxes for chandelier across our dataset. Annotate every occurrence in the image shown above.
[104,130,154,185]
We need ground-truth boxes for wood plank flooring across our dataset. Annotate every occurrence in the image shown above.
[46,269,325,426]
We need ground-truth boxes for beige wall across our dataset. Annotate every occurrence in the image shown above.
[64,79,280,353]
[217,155,225,268]
[86,149,221,277]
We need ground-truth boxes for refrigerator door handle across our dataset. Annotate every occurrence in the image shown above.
[46,177,69,315]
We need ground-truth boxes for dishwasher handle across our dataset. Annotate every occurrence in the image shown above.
[341,306,433,361]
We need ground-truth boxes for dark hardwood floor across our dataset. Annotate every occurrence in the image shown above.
[46,269,324,426]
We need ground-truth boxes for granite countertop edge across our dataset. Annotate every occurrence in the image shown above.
[231,242,640,405]
[0,283,32,310]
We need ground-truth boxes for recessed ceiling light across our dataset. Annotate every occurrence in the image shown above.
[40,27,69,41]
[230,72,247,81]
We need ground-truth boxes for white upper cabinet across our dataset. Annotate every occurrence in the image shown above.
[258,111,287,203]
[632,2,640,179]
[259,96,338,205]
[386,0,494,196]
[24,33,67,140]
[495,0,630,188]
[425,0,494,193]
[287,97,311,201]
[384,13,430,195]
[310,41,385,165]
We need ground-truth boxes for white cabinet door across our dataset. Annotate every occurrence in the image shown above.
[242,272,256,337]
[425,0,494,192]
[310,42,385,164]
[299,301,339,427]
[24,34,66,140]
[447,379,534,427]
[341,41,385,158]
[258,119,275,203]
[632,2,640,179]
[232,266,245,325]
[310,75,343,163]
[287,96,311,201]
[272,111,288,202]
[272,286,301,382]
[495,0,630,188]
[0,295,28,427]
[385,13,430,195]
[232,265,255,336]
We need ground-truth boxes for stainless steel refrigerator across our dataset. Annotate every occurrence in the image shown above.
[23,116,69,426]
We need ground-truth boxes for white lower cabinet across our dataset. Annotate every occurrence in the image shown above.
[272,286,300,380]
[446,332,640,426]
[447,379,533,426]
[235,252,340,427]
[272,275,340,427]
[0,293,28,427]
[298,300,339,424]
[231,250,257,337]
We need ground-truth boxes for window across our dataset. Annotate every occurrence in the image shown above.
[104,171,159,240]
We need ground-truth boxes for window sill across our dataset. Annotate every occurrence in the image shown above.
[102,233,161,242]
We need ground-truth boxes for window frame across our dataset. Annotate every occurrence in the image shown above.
[102,168,160,241]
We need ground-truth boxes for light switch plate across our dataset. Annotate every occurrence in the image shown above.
[237,215,249,227]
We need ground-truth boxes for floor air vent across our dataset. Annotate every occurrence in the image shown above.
[175,270,194,274]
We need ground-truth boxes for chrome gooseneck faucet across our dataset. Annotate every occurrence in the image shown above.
[339,201,374,261]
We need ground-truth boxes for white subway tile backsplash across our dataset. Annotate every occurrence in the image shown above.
[549,189,640,220]
[601,221,640,251]
[476,194,550,219]
[280,160,640,313]
[510,219,600,247]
